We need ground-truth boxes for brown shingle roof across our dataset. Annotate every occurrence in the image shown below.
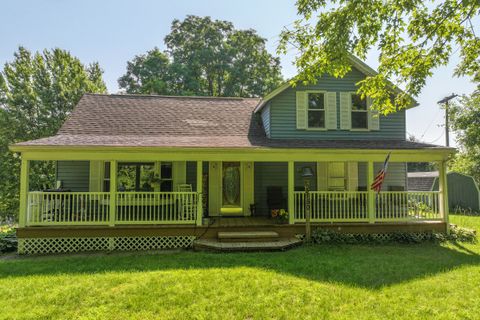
[13,93,453,151]
[58,94,261,137]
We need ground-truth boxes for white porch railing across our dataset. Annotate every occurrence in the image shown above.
[294,191,369,222]
[26,191,198,226]
[27,192,111,225]
[376,191,441,221]
[27,190,442,226]
[294,191,442,223]
[115,192,198,224]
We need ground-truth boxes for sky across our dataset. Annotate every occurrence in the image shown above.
[1,0,477,147]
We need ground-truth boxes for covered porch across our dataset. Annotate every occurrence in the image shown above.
[15,146,451,230]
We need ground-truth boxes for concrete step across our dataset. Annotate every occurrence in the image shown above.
[217,231,280,242]
[193,238,302,252]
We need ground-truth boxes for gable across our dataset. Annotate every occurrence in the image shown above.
[266,68,406,140]
[255,55,417,114]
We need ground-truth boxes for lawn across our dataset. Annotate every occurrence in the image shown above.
[1,215,479,320]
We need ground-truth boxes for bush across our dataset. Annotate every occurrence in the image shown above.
[447,224,477,243]
[0,226,17,253]
[311,225,477,245]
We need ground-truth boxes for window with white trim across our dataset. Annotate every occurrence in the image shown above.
[307,92,325,128]
[159,162,173,192]
[351,94,368,129]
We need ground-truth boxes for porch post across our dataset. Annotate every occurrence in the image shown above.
[109,160,117,227]
[19,158,30,228]
[438,160,449,231]
[196,160,203,226]
[367,161,375,223]
[288,161,295,224]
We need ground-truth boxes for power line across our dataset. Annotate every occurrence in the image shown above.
[426,132,445,144]
[419,108,442,139]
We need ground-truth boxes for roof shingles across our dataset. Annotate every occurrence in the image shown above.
[14,93,452,150]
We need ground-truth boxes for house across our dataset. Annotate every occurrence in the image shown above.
[408,171,480,212]
[10,57,454,254]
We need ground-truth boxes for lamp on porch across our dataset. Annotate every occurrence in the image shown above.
[301,166,314,243]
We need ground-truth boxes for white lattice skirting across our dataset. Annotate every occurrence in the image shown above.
[18,236,196,255]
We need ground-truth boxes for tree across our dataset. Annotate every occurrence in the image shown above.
[449,91,480,183]
[119,15,283,97]
[118,48,171,95]
[0,47,106,220]
[279,0,480,114]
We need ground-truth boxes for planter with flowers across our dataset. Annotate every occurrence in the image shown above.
[271,209,289,224]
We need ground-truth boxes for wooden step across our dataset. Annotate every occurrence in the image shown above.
[218,231,279,242]
[193,238,302,252]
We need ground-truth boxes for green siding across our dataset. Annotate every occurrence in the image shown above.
[261,103,271,138]
[253,162,317,216]
[254,162,288,216]
[358,162,407,191]
[56,161,90,191]
[269,68,406,140]
[432,172,480,211]
[186,161,197,190]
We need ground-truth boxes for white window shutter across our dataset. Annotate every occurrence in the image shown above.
[347,162,359,191]
[368,97,380,130]
[339,92,351,130]
[325,92,337,130]
[316,162,328,191]
[296,91,307,129]
[89,161,103,192]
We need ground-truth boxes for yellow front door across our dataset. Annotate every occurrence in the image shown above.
[208,161,254,216]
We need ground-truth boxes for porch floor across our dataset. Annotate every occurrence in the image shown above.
[204,216,279,227]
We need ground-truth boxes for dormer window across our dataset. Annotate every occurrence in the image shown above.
[307,93,326,128]
[351,94,368,129]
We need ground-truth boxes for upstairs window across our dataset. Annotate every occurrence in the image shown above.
[307,93,325,128]
[351,94,368,129]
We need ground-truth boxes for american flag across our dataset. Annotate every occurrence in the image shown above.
[370,153,391,193]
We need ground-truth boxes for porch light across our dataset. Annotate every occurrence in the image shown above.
[301,166,314,178]
[301,166,313,243]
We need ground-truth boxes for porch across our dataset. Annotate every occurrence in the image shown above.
[15,147,450,229]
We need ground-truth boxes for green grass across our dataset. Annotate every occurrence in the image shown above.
[1,216,480,320]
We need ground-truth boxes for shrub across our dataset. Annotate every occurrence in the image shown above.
[448,224,477,243]
[311,225,477,245]
[0,226,17,253]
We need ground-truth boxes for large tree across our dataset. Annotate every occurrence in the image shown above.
[449,90,480,183]
[279,0,480,114]
[0,47,106,220]
[118,48,171,95]
[119,15,283,97]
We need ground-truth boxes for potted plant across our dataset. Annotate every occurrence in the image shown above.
[271,208,289,224]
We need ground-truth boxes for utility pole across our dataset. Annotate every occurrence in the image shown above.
[437,93,458,147]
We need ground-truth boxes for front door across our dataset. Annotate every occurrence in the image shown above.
[208,161,254,216]
[221,162,243,215]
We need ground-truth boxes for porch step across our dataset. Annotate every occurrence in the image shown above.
[217,231,279,242]
[193,238,302,252]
